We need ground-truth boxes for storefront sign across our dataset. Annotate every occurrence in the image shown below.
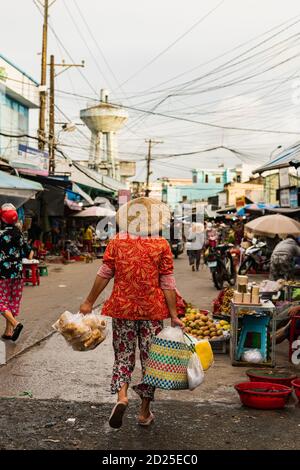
[11,144,49,176]
[118,189,131,206]
[236,196,245,208]
[119,161,136,177]
[0,67,7,82]
[279,168,290,188]
[290,188,298,208]
[280,188,290,207]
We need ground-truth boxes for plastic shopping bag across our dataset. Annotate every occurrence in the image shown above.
[194,340,214,371]
[187,353,204,390]
[143,326,192,390]
[184,333,214,371]
[52,310,107,351]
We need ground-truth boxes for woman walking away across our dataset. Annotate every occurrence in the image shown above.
[80,197,183,429]
[186,221,205,271]
[0,204,33,341]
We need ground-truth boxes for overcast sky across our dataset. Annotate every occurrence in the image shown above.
[2,0,300,180]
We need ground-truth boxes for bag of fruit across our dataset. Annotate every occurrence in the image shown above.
[52,310,107,351]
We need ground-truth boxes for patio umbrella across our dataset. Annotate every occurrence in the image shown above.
[74,206,116,218]
[245,214,300,238]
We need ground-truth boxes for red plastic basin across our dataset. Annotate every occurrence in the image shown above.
[292,378,300,403]
[235,381,292,409]
[246,369,297,387]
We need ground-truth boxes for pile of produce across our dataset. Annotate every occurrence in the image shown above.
[213,287,234,316]
[182,307,230,341]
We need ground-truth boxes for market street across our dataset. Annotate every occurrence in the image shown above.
[0,256,299,450]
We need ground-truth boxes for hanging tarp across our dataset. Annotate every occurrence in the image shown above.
[0,170,43,208]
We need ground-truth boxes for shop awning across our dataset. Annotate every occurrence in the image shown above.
[54,159,113,195]
[254,142,300,174]
[73,164,127,193]
[72,183,94,205]
[0,170,43,208]
[265,207,300,215]
[216,205,236,214]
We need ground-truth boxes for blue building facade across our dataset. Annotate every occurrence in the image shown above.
[162,167,239,209]
[0,54,39,162]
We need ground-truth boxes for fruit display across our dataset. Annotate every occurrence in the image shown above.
[213,288,234,316]
[182,306,230,341]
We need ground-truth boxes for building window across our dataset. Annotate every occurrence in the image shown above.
[192,174,197,184]
[237,175,241,183]
[205,174,209,183]
[216,177,221,183]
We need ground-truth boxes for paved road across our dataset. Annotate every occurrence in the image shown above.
[0,254,299,450]
[2,255,214,361]
[0,398,300,450]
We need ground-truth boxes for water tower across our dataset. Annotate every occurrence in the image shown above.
[80,89,128,178]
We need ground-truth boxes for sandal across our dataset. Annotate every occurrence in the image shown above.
[11,323,24,342]
[1,334,12,340]
[138,412,154,427]
[109,401,128,429]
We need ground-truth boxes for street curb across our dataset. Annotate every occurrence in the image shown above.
[0,302,105,367]
[0,330,57,367]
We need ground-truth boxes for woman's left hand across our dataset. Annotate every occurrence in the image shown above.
[80,300,93,315]
[171,317,184,328]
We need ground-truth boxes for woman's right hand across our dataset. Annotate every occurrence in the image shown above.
[171,316,184,329]
[79,300,93,315]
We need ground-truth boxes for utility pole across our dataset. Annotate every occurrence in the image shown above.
[47,57,85,175]
[48,54,55,175]
[145,139,163,197]
[38,0,49,151]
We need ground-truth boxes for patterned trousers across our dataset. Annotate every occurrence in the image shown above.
[111,318,163,400]
[0,279,24,317]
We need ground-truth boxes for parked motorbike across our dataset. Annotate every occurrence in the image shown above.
[169,239,185,259]
[205,242,236,290]
[168,218,185,259]
[238,239,271,275]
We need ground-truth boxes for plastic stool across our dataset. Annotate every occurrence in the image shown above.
[39,265,48,276]
[289,314,300,362]
[237,316,269,361]
[23,264,40,286]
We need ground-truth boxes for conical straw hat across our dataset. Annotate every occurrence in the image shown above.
[116,197,171,236]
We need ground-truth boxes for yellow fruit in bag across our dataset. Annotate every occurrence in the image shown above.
[195,340,214,371]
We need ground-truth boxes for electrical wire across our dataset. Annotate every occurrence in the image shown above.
[118,0,226,88]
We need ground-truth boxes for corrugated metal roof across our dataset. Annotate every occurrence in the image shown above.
[254,142,300,174]
[0,170,43,191]
[75,164,127,192]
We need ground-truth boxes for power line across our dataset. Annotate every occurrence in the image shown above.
[53,89,300,136]
[118,0,226,88]
[33,0,98,97]
[62,0,111,89]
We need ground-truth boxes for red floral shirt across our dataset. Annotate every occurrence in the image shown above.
[101,233,173,321]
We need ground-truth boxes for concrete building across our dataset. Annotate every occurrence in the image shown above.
[0,54,39,167]
[162,167,239,209]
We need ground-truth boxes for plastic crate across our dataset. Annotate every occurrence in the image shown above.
[210,338,227,354]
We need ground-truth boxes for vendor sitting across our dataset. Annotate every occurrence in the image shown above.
[275,305,300,344]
